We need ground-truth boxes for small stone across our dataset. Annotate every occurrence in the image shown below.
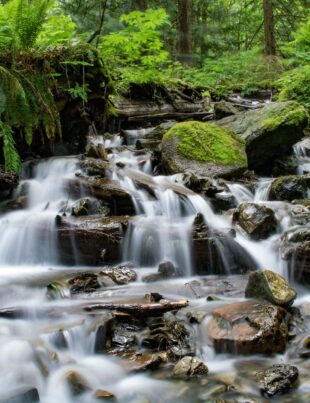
[65,370,91,395]
[2,388,40,403]
[245,269,297,307]
[256,364,299,397]
[68,272,100,294]
[173,356,208,377]
[99,264,137,285]
[94,389,115,400]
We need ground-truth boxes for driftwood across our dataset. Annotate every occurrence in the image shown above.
[82,299,189,317]
[0,299,189,319]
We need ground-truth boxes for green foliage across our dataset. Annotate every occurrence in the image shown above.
[163,121,247,166]
[181,49,284,97]
[100,8,171,91]
[0,121,21,172]
[67,82,89,102]
[0,0,55,53]
[276,65,310,109]
[282,17,310,65]
[36,5,77,48]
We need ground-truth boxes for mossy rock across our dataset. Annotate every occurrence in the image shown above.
[270,174,310,201]
[245,269,297,308]
[217,101,308,174]
[162,121,247,179]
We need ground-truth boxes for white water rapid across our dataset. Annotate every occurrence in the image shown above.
[0,127,309,402]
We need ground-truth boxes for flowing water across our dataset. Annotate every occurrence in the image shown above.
[0,129,309,402]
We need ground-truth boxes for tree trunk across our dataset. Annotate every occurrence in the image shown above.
[131,0,148,11]
[178,0,193,65]
[263,0,276,55]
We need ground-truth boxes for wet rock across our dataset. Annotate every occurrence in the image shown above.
[209,192,237,212]
[233,202,277,240]
[281,226,310,284]
[192,219,257,275]
[99,264,137,285]
[161,121,247,180]
[142,261,181,282]
[217,101,308,174]
[68,272,100,294]
[65,370,91,395]
[94,389,115,400]
[270,174,310,201]
[245,270,297,307]
[173,356,208,377]
[0,167,19,199]
[214,100,239,119]
[208,300,289,355]
[79,157,108,176]
[158,261,178,278]
[0,196,27,213]
[256,364,299,397]
[272,155,298,176]
[2,388,40,403]
[71,197,109,217]
[126,353,163,372]
[144,292,163,303]
[142,319,191,357]
[57,215,128,265]
[67,177,135,216]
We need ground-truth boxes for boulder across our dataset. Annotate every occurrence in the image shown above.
[192,219,257,275]
[214,101,239,119]
[256,364,299,397]
[217,101,308,173]
[270,174,310,201]
[67,177,135,216]
[1,388,40,403]
[142,260,181,282]
[57,215,128,265]
[71,197,109,217]
[233,202,277,240]
[281,226,310,284]
[173,356,208,377]
[64,370,91,396]
[208,300,289,355]
[245,270,297,307]
[0,168,19,200]
[161,121,247,179]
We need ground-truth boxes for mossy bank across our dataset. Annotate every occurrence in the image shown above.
[162,121,247,179]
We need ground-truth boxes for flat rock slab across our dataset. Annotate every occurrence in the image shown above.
[208,300,289,355]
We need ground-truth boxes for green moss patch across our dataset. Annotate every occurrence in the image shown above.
[163,121,247,166]
[262,101,308,131]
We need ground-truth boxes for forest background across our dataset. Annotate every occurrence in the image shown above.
[0,0,309,172]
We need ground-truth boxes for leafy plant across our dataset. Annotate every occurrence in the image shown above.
[100,8,171,91]
[276,65,310,109]
[67,82,89,102]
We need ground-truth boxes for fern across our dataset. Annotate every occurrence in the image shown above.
[0,121,21,172]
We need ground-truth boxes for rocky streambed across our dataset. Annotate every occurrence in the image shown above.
[0,98,309,402]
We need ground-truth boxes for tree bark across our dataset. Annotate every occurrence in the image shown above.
[178,0,193,64]
[131,0,148,11]
[263,0,276,55]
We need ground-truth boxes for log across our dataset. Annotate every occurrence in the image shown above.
[82,299,189,317]
[0,300,189,319]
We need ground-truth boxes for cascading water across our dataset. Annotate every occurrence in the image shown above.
[294,138,310,175]
[0,126,309,402]
[0,157,78,265]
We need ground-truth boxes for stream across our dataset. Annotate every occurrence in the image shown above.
[0,126,309,402]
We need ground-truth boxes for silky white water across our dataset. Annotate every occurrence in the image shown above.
[0,129,309,402]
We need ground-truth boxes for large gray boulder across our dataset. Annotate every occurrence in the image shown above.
[217,101,308,173]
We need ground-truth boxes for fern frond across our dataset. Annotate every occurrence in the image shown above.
[0,120,21,172]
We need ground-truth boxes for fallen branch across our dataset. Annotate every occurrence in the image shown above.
[82,300,189,317]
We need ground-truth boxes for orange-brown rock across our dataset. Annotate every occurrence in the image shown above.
[208,300,289,355]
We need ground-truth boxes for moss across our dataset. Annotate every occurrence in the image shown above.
[163,121,247,166]
[262,101,308,131]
